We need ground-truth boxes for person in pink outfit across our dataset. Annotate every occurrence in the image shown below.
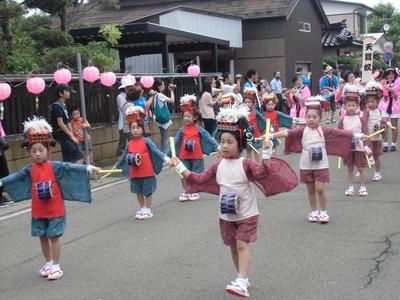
[288,76,311,125]
[380,67,400,152]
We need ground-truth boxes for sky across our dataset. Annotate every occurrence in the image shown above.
[339,0,400,10]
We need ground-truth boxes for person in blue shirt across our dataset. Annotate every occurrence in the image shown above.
[270,71,284,112]
[319,65,339,124]
[296,67,311,87]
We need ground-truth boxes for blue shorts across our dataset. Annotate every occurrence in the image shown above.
[130,176,157,197]
[56,135,84,163]
[182,159,204,173]
[31,217,66,238]
[78,140,93,153]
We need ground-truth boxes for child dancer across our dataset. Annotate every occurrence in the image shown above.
[116,106,172,220]
[0,117,100,280]
[380,67,400,152]
[273,96,362,223]
[243,89,265,160]
[171,103,298,298]
[364,81,385,181]
[338,86,369,196]
[288,77,311,125]
[263,93,293,132]
[170,94,219,201]
[70,106,93,164]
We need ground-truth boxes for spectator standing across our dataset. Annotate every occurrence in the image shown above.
[296,67,311,87]
[0,137,12,208]
[319,65,339,124]
[153,79,175,151]
[50,84,83,163]
[199,77,219,136]
[270,71,284,112]
[70,106,93,165]
[116,78,134,155]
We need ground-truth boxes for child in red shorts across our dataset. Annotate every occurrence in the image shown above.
[274,96,361,223]
[0,117,100,280]
[171,104,298,298]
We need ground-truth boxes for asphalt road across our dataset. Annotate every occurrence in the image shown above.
[1,147,400,300]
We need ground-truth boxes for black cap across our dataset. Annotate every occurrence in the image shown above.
[55,84,76,95]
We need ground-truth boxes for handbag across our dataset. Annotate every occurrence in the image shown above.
[153,94,171,124]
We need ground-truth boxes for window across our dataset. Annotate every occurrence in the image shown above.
[299,22,311,33]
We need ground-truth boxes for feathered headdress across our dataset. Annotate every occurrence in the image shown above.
[23,116,53,147]
[343,84,360,103]
[242,88,256,104]
[217,103,249,132]
[305,95,324,111]
[262,92,277,105]
[365,80,383,97]
[180,94,197,112]
[220,93,235,105]
[125,106,144,123]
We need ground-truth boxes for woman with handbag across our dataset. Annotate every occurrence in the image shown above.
[153,79,175,151]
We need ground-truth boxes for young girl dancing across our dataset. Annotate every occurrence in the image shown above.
[170,95,219,201]
[273,96,362,223]
[243,89,265,160]
[338,85,369,196]
[364,81,385,181]
[117,106,172,220]
[171,104,298,298]
[0,117,100,280]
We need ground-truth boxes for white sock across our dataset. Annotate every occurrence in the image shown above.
[374,172,381,176]
[383,142,388,146]
[320,210,328,216]
[391,143,397,146]
[311,210,319,216]
[237,277,249,285]
[140,207,145,212]
[348,185,354,190]
[51,264,60,271]
[45,261,53,268]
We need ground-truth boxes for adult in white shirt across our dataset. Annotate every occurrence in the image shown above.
[116,78,134,155]
[199,78,219,136]
[153,79,175,151]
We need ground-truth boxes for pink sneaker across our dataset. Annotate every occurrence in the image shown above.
[48,269,63,280]
[188,193,200,201]
[39,265,52,277]
[307,212,319,223]
[225,278,250,298]
[318,214,330,224]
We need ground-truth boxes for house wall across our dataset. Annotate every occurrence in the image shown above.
[236,18,286,85]
[284,0,324,94]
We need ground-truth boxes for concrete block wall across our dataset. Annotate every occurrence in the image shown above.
[5,116,185,172]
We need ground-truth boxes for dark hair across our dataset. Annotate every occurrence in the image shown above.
[292,76,300,84]
[296,67,303,73]
[22,140,57,150]
[70,105,80,114]
[342,71,355,83]
[153,79,164,92]
[273,70,280,76]
[129,119,146,134]
[202,77,213,94]
[222,72,231,82]
[218,117,248,151]
[383,67,398,79]
[126,84,143,101]
[246,68,257,80]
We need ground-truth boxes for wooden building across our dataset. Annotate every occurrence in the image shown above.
[69,0,329,92]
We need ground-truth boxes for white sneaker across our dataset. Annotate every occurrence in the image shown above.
[188,193,200,201]
[225,278,250,298]
[39,264,52,277]
[47,268,63,280]
[179,192,189,202]
[135,210,143,219]
[359,187,368,196]
[372,173,382,181]
[137,212,153,220]
[345,186,355,196]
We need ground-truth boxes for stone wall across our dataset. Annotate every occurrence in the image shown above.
[5,116,185,172]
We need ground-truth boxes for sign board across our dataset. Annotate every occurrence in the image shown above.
[384,41,393,51]
[362,37,374,83]
[384,51,393,62]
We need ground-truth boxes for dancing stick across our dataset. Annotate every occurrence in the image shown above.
[249,144,260,154]
[365,153,372,169]
[338,157,342,169]
[100,164,117,179]
[98,169,122,174]
[265,118,271,142]
[364,128,386,140]
[169,137,184,179]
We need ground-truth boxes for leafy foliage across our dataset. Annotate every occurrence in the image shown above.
[99,24,122,47]
[31,28,74,49]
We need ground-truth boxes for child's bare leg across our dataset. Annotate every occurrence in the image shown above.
[347,166,354,185]
[391,118,398,144]
[236,240,251,278]
[315,181,327,211]
[358,167,366,186]
[374,156,381,173]
[383,129,388,143]
[50,237,61,264]
[145,195,152,209]
[40,237,52,262]
[254,150,260,162]
[137,193,145,208]
[230,245,239,273]
[246,149,252,159]
[181,178,186,191]
[306,182,317,211]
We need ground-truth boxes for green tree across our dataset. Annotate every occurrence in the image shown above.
[99,24,122,47]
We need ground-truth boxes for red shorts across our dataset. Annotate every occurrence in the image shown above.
[300,168,330,184]
[343,151,367,168]
[219,215,259,247]
[371,141,383,157]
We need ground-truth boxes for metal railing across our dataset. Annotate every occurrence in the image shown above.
[1,73,220,136]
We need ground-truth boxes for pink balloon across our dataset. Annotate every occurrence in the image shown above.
[100,72,116,87]
[140,76,154,88]
[121,74,136,86]
[0,83,11,101]
[83,66,100,83]
[54,68,72,84]
[187,64,200,77]
[26,77,45,95]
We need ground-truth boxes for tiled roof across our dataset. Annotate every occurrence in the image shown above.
[322,21,363,48]
[68,0,299,28]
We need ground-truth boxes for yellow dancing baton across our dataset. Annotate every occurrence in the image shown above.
[364,128,386,140]
[98,169,122,174]
[169,136,184,179]
[365,153,371,169]
[338,157,342,169]
[265,118,271,141]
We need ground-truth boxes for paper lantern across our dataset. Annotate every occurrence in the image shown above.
[54,68,72,84]
[0,83,11,101]
[187,64,200,77]
[100,72,116,87]
[83,66,100,83]
[26,77,45,94]
[121,74,136,86]
[140,76,154,88]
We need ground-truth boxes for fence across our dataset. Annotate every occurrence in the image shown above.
[1,73,220,136]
